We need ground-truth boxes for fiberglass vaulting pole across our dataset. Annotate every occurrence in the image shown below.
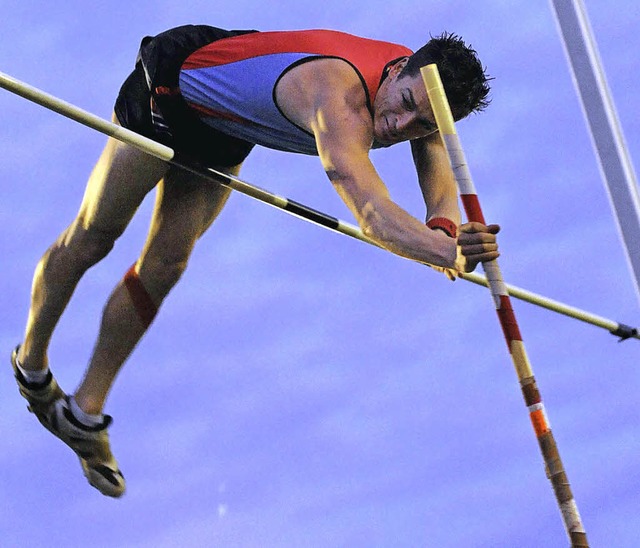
[421,64,589,547]
[0,69,638,344]
[550,0,640,306]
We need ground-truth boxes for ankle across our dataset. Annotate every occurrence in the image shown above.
[69,396,105,427]
[14,348,50,384]
[72,392,105,417]
[17,346,49,372]
[17,364,50,385]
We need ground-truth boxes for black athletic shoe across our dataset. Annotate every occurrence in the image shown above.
[11,345,65,430]
[48,396,126,498]
[11,346,126,497]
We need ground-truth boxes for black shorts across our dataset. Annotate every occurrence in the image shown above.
[114,25,257,168]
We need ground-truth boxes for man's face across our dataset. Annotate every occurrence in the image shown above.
[372,58,438,145]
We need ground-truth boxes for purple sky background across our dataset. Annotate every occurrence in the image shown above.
[1,2,638,547]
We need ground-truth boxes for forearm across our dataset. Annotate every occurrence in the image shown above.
[324,155,456,266]
[423,182,461,226]
[323,150,457,267]
[412,135,462,226]
[361,196,457,267]
[311,98,457,266]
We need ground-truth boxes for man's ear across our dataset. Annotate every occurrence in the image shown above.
[389,57,409,78]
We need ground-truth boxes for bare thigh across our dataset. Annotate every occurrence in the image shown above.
[76,113,169,236]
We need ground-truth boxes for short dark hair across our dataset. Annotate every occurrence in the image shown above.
[400,32,491,121]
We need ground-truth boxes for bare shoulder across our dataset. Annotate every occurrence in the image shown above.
[275,58,370,130]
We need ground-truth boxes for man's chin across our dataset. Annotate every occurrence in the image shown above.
[374,133,394,146]
[372,137,394,149]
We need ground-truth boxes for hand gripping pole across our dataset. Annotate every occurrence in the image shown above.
[421,64,589,547]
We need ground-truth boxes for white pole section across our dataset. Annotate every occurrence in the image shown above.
[550,0,640,305]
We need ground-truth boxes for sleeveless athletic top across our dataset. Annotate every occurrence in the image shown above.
[178,30,413,155]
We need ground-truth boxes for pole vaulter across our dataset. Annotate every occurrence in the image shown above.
[0,70,637,344]
[3,65,637,544]
[422,64,589,547]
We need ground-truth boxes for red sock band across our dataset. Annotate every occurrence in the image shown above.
[123,264,158,328]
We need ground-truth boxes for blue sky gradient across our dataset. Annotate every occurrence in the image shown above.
[1,2,638,547]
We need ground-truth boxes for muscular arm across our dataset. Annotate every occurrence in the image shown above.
[277,59,458,268]
[322,141,457,267]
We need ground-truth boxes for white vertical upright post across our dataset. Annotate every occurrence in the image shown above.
[550,0,640,305]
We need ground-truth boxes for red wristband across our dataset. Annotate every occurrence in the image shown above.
[426,217,457,238]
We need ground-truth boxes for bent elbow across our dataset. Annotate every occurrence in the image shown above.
[360,201,388,243]
[361,221,377,241]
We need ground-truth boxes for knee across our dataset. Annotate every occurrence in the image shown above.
[72,225,120,267]
[47,222,119,271]
[140,254,189,299]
